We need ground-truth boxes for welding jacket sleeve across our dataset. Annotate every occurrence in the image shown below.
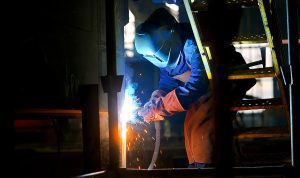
[158,39,209,115]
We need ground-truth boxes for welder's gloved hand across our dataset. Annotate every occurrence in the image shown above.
[138,90,166,123]
[138,89,185,123]
[138,102,165,123]
[144,90,166,111]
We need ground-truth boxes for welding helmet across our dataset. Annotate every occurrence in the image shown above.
[134,8,182,68]
[135,25,181,68]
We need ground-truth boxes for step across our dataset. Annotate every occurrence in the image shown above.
[203,34,268,46]
[191,0,258,11]
[232,34,267,45]
[231,98,283,111]
[228,67,275,80]
[234,126,290,139]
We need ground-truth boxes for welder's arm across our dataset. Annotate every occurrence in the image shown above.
[160,40,209,112]
[175,41,209,109]
[138,89,183,123]
[139,40,209,122]
[138,74,180,122]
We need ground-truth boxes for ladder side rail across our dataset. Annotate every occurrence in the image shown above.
[258,0,290,122]
[183,0,212,80]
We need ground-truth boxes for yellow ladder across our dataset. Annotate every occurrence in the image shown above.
[183,0,290,139]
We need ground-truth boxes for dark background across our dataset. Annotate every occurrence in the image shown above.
[0,0,299,177]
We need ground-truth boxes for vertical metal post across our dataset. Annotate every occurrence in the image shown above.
[102,0,124,171]
[286,0,300,171]
[208,1,233,177]
[81,85,101,173]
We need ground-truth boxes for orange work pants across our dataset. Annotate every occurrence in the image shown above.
[184,95,215,164]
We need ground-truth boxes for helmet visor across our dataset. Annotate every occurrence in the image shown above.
[142,27,181,68]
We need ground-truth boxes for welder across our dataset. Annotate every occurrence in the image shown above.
[135,7,256,168]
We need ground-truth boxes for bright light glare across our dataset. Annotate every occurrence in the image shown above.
[126,50,134,58]
[124,10,136,58]
[120,83,141,168]
[120,83,140,124]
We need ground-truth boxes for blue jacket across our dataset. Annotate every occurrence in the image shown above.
[158,23,209,109]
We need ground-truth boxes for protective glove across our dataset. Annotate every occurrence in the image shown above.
[138,89,185,123]
[137,90,166,123]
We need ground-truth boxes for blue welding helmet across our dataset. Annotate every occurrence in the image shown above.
[135,24,182,68]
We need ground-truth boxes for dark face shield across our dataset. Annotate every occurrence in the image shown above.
[135,25,182,68]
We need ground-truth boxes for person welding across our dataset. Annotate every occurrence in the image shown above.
[134,7,256,168]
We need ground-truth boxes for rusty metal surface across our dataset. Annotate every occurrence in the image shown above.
[228,67,275,80]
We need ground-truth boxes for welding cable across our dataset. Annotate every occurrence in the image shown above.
[148,121,161,170]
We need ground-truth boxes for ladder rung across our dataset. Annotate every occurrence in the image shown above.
[228,67,275,80]
[203,34,267,46]
[231,98,283,111]
[191,0,258,11]
[232,34,267,45]
[234,126,289,139]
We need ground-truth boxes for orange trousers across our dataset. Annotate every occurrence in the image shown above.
[184,95,215,164]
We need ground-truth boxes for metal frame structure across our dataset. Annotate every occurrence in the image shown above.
[76,0,300,177]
